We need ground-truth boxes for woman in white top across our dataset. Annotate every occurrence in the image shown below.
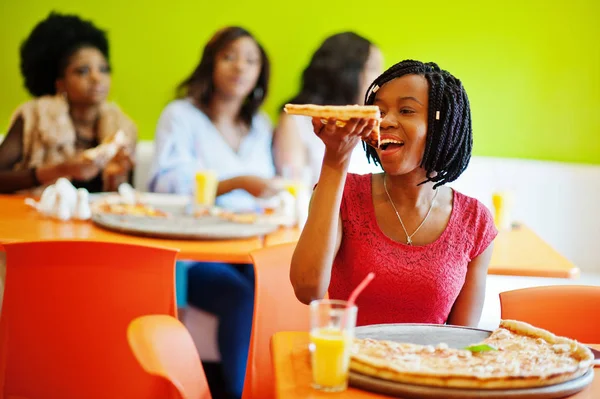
[148,98,275,210]
[147,26,274,399]
[273,32,384,185]
[148,29,279,210]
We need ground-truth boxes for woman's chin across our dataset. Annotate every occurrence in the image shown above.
[74,93,108,106]
[217,86,255,102]
[380,162,421,177]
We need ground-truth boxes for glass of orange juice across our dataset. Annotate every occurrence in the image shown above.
[281,164,311,198]
[492,191,514,230]
[309,299,357,392]
[195,170,218,207]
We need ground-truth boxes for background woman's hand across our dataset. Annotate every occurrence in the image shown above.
[104,147,135,177]
[60,156,101,181]
[237,175,284,198]
[312,117,376,167]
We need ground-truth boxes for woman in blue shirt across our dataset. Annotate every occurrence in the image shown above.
[148,26,276,398]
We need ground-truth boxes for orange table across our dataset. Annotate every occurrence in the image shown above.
[490,224,578,278]
[0,195,263,263]
[264,226,301,247]
[272,331,599,398]
[264,225,579,278]
[0,194,580,276]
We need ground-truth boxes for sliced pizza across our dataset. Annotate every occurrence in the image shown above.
[284,104,381,148]
[82,129,127,163]
[194,206,258,224]
[92,202,169,218]
[350,320,594,389]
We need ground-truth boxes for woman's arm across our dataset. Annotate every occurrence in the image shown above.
[103,142,137,191]
[290,117,374,304]
[290,160,345,304]
[0,116,71,193]
[273,113,307,177]
[446,242,494,327]
[217,175,282,198]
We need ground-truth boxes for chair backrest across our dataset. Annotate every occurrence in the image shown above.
[127,315,212,399]
[243,243,311,399]
[0,240,179,399]
[499,285,600,343]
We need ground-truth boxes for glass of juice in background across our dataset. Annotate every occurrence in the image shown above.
[195,170,218,207]
[492,191,514,230]
[309,299,357,392]
[280,165,312,229]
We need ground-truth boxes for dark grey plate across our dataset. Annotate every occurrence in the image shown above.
[355,323,492,347]
[350,323,595,399]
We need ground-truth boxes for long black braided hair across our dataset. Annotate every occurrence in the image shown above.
[364,60,472,189]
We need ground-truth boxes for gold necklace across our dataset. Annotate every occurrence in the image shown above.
[383,175,438,246]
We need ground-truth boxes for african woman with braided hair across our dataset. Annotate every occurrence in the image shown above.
[290,60,497,327]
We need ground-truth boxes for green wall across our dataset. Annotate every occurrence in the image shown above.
[1,0,598,164]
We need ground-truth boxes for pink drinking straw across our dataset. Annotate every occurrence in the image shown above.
[342,272,375,328]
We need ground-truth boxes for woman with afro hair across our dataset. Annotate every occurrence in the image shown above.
[0,12,137,194]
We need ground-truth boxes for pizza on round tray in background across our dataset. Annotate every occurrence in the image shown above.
[283,104,381,149]
[194,207,258,224]
[351,319,594,389]
[91,198,262,223]
[91,202,169,218]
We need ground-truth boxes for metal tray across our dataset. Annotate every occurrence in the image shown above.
[91,213,278,240]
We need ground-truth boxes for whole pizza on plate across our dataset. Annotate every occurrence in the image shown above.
[351,320,594,389]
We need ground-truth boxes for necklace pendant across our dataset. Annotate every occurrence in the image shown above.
[406,237,413,246]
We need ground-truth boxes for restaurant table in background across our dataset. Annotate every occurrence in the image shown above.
[0,195,581,277]
[490,224,579,278]
[265,224,579,279]
[271,331,599,399]
[0,195,262,263]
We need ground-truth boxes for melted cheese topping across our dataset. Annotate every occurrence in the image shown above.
[352,327,587,379]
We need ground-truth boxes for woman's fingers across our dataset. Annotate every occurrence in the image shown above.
[312,117,324,134]
[313,116,376,140]
[322,118,339,135]
[359,119,376,138]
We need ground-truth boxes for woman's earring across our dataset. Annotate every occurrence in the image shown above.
[252,87,264,100]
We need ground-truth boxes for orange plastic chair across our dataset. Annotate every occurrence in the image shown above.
[243,243,312,399]
[500,285,600,343]
[127,315,212,399]
[0,240,179,399]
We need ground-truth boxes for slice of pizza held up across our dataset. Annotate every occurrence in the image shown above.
[284,104,381,148]
[351,319,594,390]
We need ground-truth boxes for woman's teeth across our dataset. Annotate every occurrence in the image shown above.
[380,139,405,150]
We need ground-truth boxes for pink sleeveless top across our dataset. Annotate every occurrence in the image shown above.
[330,173,497,326]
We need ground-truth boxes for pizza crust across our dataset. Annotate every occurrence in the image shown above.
[497,320,593,367]
[350,320,594,390]
[284,104,380,119]
[351,358,590,389]
[82,130,127,162]
[283,104,381,148]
